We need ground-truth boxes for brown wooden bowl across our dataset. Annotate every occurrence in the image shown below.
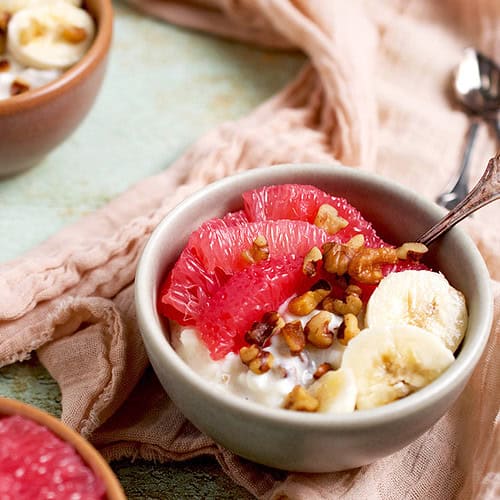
[0,397,125,499]
[0,0,113,177]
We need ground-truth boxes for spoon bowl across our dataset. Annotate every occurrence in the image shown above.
[455,48,500,118]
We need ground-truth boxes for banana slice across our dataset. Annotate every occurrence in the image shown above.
[308,368,357,413]
[341,325,454,410]
[365,270,467,352]
[0,0,81,15]
[7,2,94,70]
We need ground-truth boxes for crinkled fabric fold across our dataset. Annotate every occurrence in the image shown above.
[0,0,498,499]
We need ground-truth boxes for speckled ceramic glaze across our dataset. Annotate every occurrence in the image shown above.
[0,0,113,177]
[135,164,493,472]
[0,397,125,498]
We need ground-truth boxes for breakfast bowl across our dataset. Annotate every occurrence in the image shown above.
[0,396,125,498]
[0,0,113,177]
[135,164,493,472]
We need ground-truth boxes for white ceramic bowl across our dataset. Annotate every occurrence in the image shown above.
[135,164,493,472]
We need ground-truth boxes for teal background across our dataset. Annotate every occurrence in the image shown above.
[0,2,305,497]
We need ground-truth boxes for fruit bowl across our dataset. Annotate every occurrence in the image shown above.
[0,397,125,499]
[135,164,493,472]
[0,0,113,177]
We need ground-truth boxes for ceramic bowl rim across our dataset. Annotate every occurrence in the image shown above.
[0,0,113,115]
[135,163,493,430]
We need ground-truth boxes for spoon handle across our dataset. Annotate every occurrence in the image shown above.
[436,120,480,210]
[418,154,500,247]
[491,116,500,146]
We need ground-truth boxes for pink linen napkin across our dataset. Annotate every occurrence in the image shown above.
[0,0,499,498]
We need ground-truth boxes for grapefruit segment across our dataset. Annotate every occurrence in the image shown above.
[189,219,331,273]
[197,255,317,359]
[243,184,385,247]
[159,219,331,325]
[0,415,105,499]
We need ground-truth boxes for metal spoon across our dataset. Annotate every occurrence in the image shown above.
[419,154,499,246]
[436,48,500,210]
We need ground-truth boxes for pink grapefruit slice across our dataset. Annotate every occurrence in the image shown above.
[159,219,331,326]
[243,183,385,247]
[197,254,318,359]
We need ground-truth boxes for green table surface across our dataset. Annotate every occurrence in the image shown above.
[0,2,305,497]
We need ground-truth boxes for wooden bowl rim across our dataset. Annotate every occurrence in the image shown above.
[0,397,125,499]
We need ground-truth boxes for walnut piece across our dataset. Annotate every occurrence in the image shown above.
[60,25,88,44]
[346,234,365,249]
[347,246,398,284]
[396,242,428,260]
[313,362,333,379]
[0,58,9,72]
[337,313,361,346]
[281,320,305,355]
[287,280,331,316]
[241,234,269,264]
[305,311,334,348]
[302,246,322,277]
[245,311,284,346]
[283,385,319,412]
[20,19,47,45]
[0,12,10,33]
[325,294,363,316]
[10,79,30,96]
[239,344,260,364]
[239,345,274,374]
[322,242,357,276]
[314,204,348,235]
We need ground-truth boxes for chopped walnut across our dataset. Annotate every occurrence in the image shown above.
[345,284,362,297]
[324,294,363,316]
[305,311,335,348]
[322,242,357,276]
[337,313,361,346]
[302,246,322,277]
[239,344,260,364]
[60,25,88,44]
[281,320,305,355]
[239,345,274,374]
[346,234,365,249]
[248,351,274,374]
[10,79,30,96]
[241,234,269,264]
[0,58,9,72]
[323,283,363,316]
[245,311,284,346]
[283,385,319,412]
[287,280,331,316]
[396,242,428,260]
[347,246,398,284]
[20,19,47,45]
[0,12,10,33]
[314,204,348,235]
[313,362,333,379]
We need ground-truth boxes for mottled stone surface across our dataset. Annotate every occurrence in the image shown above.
[0,1,304,497]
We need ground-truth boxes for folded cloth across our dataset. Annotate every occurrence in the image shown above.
[0,0,499,498]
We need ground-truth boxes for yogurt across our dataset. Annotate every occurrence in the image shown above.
[0,54,61,98]
[172,299,346,410]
